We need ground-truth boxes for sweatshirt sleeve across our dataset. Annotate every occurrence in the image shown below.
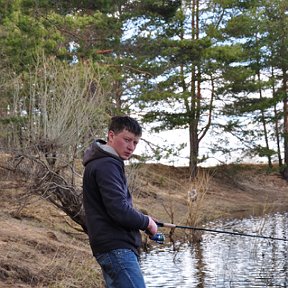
[96,158,149,231]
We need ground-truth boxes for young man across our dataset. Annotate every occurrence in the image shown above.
[83,115,157,288]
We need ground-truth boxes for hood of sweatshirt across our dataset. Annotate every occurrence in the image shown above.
[82,139,122,166]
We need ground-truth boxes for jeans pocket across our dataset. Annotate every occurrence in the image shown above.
[95,252,113,269]
[95,250,145,288]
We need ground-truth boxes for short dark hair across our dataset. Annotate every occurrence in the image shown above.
[109,116,142,137]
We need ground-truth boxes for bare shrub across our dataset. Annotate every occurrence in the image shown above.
[1,55,113,231]
[10,55,111,153]
[185,169,214,242]
[126,162,152,199]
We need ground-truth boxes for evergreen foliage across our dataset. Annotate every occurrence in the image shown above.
[0,0,287,179]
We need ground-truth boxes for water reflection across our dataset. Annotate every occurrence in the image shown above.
[140,213,288,287]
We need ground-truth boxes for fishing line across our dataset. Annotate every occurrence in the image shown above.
[156,222,288,242]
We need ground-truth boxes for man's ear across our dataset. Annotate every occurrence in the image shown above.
[107,130,114,142]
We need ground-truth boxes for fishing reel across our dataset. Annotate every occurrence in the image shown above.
[149,232,165,244]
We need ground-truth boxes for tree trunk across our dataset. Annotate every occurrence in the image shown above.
[271,68,282,166]
[282,69,288,180]
[257,70,272,168]
[188,0,200,180]
[189,122,199,179]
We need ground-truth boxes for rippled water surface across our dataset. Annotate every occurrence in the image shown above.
[140,213,288,287]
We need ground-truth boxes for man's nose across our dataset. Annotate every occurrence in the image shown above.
[128,142,135,151]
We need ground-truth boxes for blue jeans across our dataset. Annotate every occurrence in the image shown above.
[95,249,146,288]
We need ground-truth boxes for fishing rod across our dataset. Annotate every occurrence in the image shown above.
[155,221,288,242]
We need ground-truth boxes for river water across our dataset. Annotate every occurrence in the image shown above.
[140,213,288,288]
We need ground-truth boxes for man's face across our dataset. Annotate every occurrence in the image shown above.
[107,129,140,160]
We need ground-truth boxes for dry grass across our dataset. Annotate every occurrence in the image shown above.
[0,164,104,288]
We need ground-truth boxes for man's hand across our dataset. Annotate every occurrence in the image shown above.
[146,216,158,236]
